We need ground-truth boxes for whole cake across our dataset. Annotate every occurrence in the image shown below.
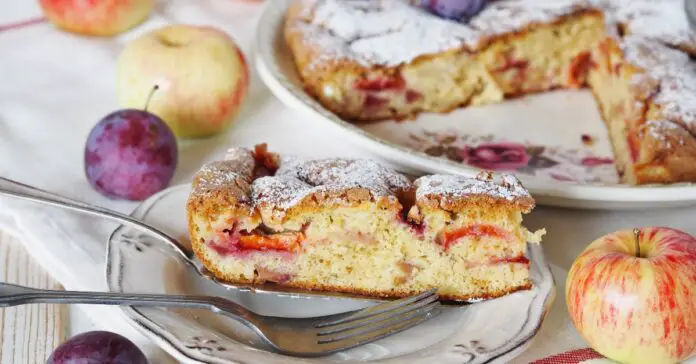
[186,144,545,301]
[283,0,696,185]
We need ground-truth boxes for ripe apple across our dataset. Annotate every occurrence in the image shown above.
[116,24,250,139]
[39,0,154,36]
[566,227,696,364]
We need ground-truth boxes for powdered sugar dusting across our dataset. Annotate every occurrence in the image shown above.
[223,147,255,178]
[195,146,535,214]
[278,157,411,193]
[291,0,593,67]
[192,160,253,203]
[414,173,531,202]
[252,174,315,210]
[622,35,696,135]
[609,0,696,54]
[644,119,688,149]
[251,156,412,210]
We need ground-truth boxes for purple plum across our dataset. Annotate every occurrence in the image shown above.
[47,331,149,364]
[416,0,488,21]
[84,109,178,201]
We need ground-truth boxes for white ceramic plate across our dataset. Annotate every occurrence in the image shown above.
[106,184,555,364]
[253,0,696,210]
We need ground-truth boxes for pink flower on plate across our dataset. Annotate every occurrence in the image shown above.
[581,156,614,167]
[462,142,530,170]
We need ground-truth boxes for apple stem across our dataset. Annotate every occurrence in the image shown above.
[144,85,159,112]
[633,228,641,258]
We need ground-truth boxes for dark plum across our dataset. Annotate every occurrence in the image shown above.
[47,331,149,364]
[84,108,178,201]
[415,0,488,21]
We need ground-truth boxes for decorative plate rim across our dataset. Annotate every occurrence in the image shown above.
[104,183,556,364]
[251,0,696,207]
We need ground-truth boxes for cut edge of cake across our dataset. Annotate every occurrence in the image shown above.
[589,34,696,184]
[186,144,546,301]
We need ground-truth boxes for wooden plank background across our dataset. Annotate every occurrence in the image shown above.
[0,232,65,363]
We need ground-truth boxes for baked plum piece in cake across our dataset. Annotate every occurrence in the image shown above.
[588,35,696,184]
[186,145,545,301]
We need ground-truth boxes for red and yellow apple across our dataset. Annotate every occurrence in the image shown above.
[39,0,153,36]
[116,24,249,139]
[566,227,696,364]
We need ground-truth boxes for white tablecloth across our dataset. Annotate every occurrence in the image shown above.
[1,1,695,363]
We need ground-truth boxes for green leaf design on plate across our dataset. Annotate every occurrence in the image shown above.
[526,145,546,157]
[527,155,558,169]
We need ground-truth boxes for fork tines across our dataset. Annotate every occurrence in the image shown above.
[314,290,441,350]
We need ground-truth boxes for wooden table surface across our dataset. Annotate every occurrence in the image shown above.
[0,231,65,363]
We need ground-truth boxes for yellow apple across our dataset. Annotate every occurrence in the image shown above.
[116,24,250,138]
[39,0,153,36]
[566,227,696,364]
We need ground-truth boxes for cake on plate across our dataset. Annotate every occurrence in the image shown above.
[186,144,545,301]
[283,0,696,185]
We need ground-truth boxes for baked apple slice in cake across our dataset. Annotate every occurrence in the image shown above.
[186,144,545,301]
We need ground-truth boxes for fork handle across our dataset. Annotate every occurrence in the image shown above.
[0,282,248,316]
[0,176,194,261]
[1,282,203,308]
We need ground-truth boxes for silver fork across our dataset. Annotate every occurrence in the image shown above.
[0,282,441,357]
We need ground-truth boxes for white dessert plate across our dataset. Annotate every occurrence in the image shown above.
[106,184,555,364]
[253,0,696,210]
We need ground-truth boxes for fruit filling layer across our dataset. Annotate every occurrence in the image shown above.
[209,228,304,256]
[208,220,524,265]
[439,224,511,251]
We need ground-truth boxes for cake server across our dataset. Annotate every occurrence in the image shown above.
[0,177,452,303]
[0,282,441,357]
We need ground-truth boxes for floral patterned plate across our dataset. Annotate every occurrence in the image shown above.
[106,184,555,364]
[253,0,696,210]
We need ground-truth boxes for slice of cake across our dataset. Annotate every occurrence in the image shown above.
[186,144,545,301]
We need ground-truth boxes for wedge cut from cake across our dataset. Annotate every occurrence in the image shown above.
[186,144,545,301]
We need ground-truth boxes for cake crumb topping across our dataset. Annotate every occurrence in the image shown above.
[608,0,696,54]
[253,156,412,211]
[192,146,535,216]
[621,35,696,136]
[415,173,532,203]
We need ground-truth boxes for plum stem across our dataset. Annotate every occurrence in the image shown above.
[633,228,641,258]
[144,85,159,112]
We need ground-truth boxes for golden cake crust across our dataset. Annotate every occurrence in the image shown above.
[186,145,535,229]
[414,173,535,213]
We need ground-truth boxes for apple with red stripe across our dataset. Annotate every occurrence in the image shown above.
[566,227,696,364]
[116,25,249,139]
[39,0,153,36]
